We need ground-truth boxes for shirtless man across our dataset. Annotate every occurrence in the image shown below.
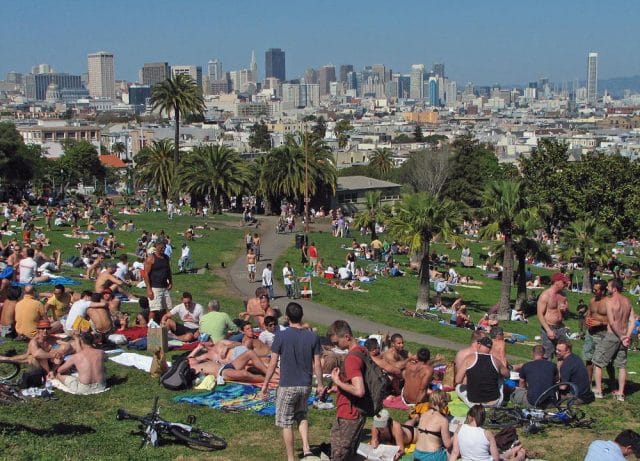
[383,334,411,371]
[0,285,21,337]
[583,280,615,383]
[53,332,106,394]
[238,321,271,357]
[537,272,570,359]
[188,342,270,383]
[402,348,434,405]
[86,293,113,341]
[454,330,484,379]
[95,263,134,301]
[489,326,508,369]
[592,278,635,401]
[364,338,402,377]
[246,249,257,282]
[241,289,274,330]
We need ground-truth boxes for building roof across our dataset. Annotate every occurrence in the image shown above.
[336,176,400,192]
[99,154,127,168]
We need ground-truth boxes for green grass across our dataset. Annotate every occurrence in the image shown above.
[0,212,639,460]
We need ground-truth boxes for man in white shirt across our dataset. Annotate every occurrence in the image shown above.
[114,254,129,281]
[262,263,274,300]
[19,247,50,283]
[178,243,192,272]
[160,292,203,341]
[282,261,294,299]
[64,290,109,332]
[337,264,352,281]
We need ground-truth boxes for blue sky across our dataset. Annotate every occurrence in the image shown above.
[2,0,639,85]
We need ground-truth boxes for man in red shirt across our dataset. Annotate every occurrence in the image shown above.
[329,320,367,461]
[307,242,318,267]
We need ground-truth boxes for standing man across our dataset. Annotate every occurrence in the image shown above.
[143,240,173,322]
[246,249,257,282]
[261,303,323,461]
[583,280,615,384]
[555,340,594,404]
[307,242,318,268]
[328,320,368,461]
[536,272,570,359]
[592,278,635,401]
[282,261,294,299]
[262,263,274,300]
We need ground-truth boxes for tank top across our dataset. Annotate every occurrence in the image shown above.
[466,353,500,403]
[149,254,170,288]
[457,424,492,461]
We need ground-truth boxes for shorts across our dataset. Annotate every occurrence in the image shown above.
[331,415,366,461]
[149,287,172,312]
[275,386,311,428]
[592,332,627,369]
[174,323,197,337]
[541,326,568,359]
[582,328,607,362]
[247,264,256,273]
[61,375,106,395]
[413,448,447,461]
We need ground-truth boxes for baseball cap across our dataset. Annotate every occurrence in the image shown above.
[373,409,390,428]
[615,430,640,457]
[477,336,493,349]
[551,272,570,284]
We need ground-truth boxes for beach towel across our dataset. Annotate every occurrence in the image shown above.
[12,276,80,287]
[109,351,171,373]
[175,383,315,416]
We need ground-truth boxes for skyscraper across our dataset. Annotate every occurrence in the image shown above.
[250,50,257,82]
[141,62,170,86]
[339,64,354,84]
[318,65,336,97]
[171,65,203,90]
[265,48,286,82]
[587,52,598,104]
[432,63,445,78]
[409,64,425,99]
[207,59,222,81]
[428,77,439,106]
[87,51,115,99]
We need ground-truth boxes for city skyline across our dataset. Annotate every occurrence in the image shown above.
[2,0,640,86]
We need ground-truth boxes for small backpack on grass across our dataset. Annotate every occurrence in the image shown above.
[345,349,391,417]
[160,354,195,390]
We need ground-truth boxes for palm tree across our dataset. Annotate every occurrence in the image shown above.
[134,139,176,202]
[560,219,611,293]
[368,148,394,178]
[150,74,205,166]
[480,180,529,320]
[353,191,382,241]
[387,192,463,310]
[111,142,126,158]
[179,145,249,213]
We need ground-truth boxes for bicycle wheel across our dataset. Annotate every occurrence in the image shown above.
[485,407,524,429]
[171,426,227,451]
[0,360,20,382]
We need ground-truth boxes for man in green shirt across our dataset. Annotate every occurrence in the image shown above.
[199,300,239,342]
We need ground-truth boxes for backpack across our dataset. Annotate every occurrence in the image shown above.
[160,354,196,390]
[345,349,391,417]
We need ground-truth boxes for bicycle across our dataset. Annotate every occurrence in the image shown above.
[398,307,440,322]
[0,359,21,384]
[116,396,227,451]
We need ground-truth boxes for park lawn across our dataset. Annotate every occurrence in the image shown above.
[0,211,637,460]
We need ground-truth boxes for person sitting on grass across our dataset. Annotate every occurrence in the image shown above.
[240,289,274,330]
[370,409,418,461]
[364,337,403,387]
[413,390,453,461]
[160,292,203,342]
[51,331,106,395]
[188,341,272,384]
[401,347,434,405]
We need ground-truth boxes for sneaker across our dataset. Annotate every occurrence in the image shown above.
[593,390,604,399]
[612,392,625,402]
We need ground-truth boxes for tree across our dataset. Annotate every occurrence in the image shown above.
[368,148,394,178]
[179,145,249,213]
[400,148,453,196]
[480,180,529,319]
[150,74,205,165]
[111,142,126,157]
[424,134,448,147]
[413,125,425,142]
[248,121,271,151]
[559,219,611,293]
[392,133,413,144]
[134,139,176,202]
[353,191,382,241]
[334,119,353,149]
[0,123,45,194]
[311,117,327,140]
[387,192,463,309]
[59,140,106,191]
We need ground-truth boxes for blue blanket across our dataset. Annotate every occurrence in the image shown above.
[175,383,314,416]
[12,276,80,287]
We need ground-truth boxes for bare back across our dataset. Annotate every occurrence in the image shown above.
[87,306,112,333]
[0,299,17,326]
[607,293,632,338]
[68,347,106,384]
[402,361,433,404]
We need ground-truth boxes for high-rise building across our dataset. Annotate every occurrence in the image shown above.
[34,73,83,100]
[265,48,286,82]
[409,64,425,99]
[32,64,53,75]
[207,59,222,81]
[171,65,203,90]
[88,51,115,99]
[339,64,354,84]
[432,63,445,78]
[318,65,336,97]
[281,83,300,110]
[250,50,258,82]
[445,80,457,107]
[141,62,170,86]
[371,64,387,83]
[428,77,439,106]
[129,84,152,112]
[303,68,318,84]
[6,72,23,85]
[587,52,598,104]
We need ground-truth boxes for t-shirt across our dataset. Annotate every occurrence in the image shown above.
[584,440,626,461]
[18,257,38,282]
[519,359,557,405]
[15,295,46,338]
[336,345,367,420]
[337,267,351,280]
[114,262,128,281]
[559,353,594,403]
[282,267,293,286]
[170,303,203,330]
[199,311,238,342]
[262,268,273,286]
[307,246,317,259]
[46,292,72,321]
[271,327,321,387]
[65,299,92,331]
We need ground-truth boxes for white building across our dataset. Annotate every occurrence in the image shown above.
[87,51,115,99]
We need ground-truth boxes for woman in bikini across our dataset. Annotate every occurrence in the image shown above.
[414,390,452,461]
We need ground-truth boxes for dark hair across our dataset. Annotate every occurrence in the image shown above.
[532,345,545,356]
[6,285,22,301]
[467,404,486,426]
[80,332,94,345]
[390,333,403,343]
[255,287,268,297]
[26,247,35,258]
[470,330,484,342]
[364,338,380,351]
[54,284,65,292]
[593,279,607,291]
[557,339,572,352]
[490,326,504,338]
[328,320,352,338]
[138,296,150,310]
[182,292,192,299]
[417,347,431,362]
[264,315,277,326]
[91,292,102,302]
[611,278,624,293]
[82,290,93,298]
[119,254,128,262]
[285,302,303,323]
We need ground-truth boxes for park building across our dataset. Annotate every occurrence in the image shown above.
[332,176,401,213]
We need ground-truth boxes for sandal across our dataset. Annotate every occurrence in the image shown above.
[612,391,625,402]
[593,390,604,399]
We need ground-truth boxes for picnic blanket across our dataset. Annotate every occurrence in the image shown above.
[12,276,80,287]
[174,383,315,416]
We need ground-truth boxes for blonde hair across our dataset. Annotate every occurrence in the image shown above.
[429,390,449,413]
